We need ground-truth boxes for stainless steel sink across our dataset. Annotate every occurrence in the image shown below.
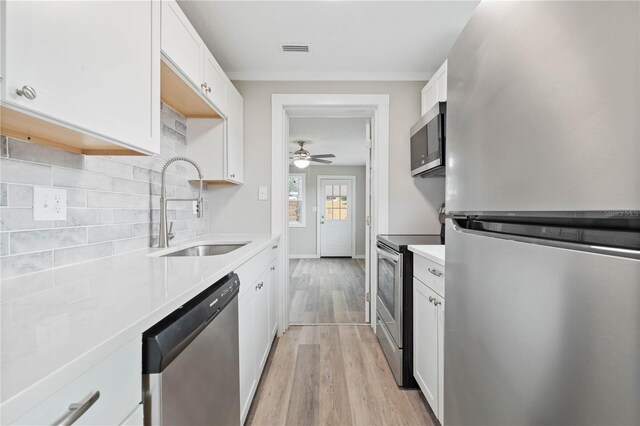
[160,244,246,257]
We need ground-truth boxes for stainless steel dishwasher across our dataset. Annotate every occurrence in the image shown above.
[142,273,240,426]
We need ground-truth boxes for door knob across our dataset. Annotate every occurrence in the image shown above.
[16,85,36,100]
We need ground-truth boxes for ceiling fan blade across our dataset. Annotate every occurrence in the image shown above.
[310,154,335,159]
[310,158,333,164]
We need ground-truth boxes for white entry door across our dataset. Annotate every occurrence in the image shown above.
[319,178,354,257]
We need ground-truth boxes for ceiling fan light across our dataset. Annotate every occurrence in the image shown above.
[294,159,310,169]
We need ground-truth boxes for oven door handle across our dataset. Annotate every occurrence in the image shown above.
[376,245,400,263]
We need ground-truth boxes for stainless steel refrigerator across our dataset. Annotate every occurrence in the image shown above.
[445,2,640,425]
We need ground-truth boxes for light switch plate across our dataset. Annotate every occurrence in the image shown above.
[33,187,67,221]
[258,186,268,201]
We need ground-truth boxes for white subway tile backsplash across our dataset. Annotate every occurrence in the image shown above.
[85,157,134,179]
[1,233,8,256]
[53,167,111,191]
[1,251,53,278]
[6,184,33,207]
[8,138,84,170]
[1,159,51,185]
[87,191,132,208]
[88,224,133,243]
[113,236,149,254]
[54,242,113,267]
[1,207,52,231]
[67,189,87,208]
[10,228,87,255]
[112,177,150,195]
[55,208,113,227]
[0,102,208,278]
[113,209,150,224]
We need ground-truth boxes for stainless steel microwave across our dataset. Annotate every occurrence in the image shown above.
[410,102,446,177]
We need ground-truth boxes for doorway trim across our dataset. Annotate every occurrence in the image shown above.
[316,175,357,259]
[272,94,390,335]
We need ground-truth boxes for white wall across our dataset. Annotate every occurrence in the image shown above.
[207,81,445,236]
[289,165,366,257]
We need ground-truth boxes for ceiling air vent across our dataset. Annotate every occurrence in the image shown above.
[281,43,311,53]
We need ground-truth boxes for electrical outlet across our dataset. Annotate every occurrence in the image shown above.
[33,187,67,221]
[258,186,268,201]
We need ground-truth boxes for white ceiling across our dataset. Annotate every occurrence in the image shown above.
[289,117,369,166]
[177,1,479,81]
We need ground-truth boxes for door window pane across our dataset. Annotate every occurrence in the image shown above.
[289,174,306,227]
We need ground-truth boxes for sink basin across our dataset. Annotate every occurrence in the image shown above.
[160,244,246,257]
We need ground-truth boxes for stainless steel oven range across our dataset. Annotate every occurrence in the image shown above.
[375,234,443,387]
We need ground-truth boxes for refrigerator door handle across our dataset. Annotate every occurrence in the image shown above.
[450,219,640,260]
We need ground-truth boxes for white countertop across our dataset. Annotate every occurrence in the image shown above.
[409,245,445,266]
[0,233,280,423]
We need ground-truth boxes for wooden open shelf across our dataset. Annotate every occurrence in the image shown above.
[189,179,240,186]
[0,106,146,156]
[160,60,221,119]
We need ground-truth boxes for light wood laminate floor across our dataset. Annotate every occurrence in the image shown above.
[246,325,436,426]
[289,258,366,324]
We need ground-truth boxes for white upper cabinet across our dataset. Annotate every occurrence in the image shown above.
[161,0,203,89]
[161,0,244,185]
[421,60,448,116]
[226,83,244,184]
[1,1,160,155]
[203,51,228,113]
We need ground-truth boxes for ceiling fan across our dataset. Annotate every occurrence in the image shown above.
[290,141,335,168]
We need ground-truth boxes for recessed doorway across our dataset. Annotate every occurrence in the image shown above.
[287,116,369,325]
[272,94,390,332]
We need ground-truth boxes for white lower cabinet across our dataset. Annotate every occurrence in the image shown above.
[237,243,279,424]
[413,279,441,417]
[238,282,257,422]
[254,269,271,374]
[14,338,141,426]
[413,255,445,423]
[269,261,278,337]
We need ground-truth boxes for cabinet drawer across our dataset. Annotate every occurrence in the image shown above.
[236,245,273,297]
[14,338,141,426]
[414,255,445,298]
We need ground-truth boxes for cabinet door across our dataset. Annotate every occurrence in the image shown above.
[3,1,160,154]
[203,50,228,112]
[254,270,271,374]
[436,60,448,102]
[413,278,439,417]
[437,295,445,423]
[421,83,437,116]
[268,262,278,337]
[238,287,256,423]
[226,83,244,183]
[161,0,203,88]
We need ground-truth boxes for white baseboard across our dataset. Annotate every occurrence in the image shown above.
[289,254,320,259]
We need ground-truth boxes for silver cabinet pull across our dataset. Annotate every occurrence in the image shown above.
[272,245,278,249]
[230,173,235,178]
[270,266,276,271]
[434,299,442,306]
[53,391,100,426]
[428,268,442,277]
[206,86,212,94]
[428,296,435,303]
[256,281,264,290]
[16,85,37,100]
